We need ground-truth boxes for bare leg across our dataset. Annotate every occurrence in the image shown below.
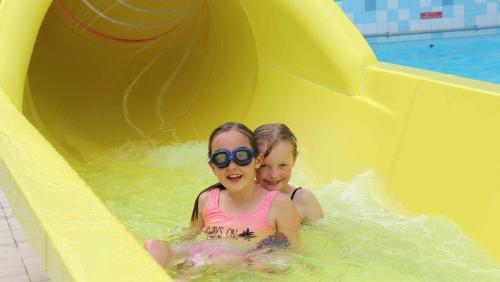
[144,238,175,268]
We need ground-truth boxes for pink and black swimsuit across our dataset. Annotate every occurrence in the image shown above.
[202,188,279,242]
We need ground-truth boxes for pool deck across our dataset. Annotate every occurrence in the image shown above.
[0,189,50,282]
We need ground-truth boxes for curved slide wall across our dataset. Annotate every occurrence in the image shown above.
[0,0,499,280]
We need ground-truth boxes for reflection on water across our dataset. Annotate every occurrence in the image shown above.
[78,142,500,281]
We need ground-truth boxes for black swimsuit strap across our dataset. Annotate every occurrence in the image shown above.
[291,187,302,200]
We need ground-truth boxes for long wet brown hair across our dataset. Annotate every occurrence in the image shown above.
[190,122,258,222]
[253,123,298,159]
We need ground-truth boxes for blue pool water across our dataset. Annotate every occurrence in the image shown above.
[370,34,500,85]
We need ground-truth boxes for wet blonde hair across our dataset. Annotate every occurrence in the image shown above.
[254,123,298,160]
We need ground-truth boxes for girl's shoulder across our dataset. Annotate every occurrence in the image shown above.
[198,190,212,203]
[270,191,295,211]
[198,187,221,209]
[291,187,318,204]
[291,187,324,224]
[268,192,296,220]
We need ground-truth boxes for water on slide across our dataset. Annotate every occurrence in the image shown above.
[78,142,500,281]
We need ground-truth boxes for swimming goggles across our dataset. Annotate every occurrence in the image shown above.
[209,147,255,169]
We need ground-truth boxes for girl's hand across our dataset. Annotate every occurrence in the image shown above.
[244,248,292,273]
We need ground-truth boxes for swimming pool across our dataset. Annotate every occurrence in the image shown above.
[370,32,500,85]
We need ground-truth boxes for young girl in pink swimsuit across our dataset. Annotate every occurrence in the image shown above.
[144,122,300,275]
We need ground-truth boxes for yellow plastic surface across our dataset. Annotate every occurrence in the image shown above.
[0,0,499,280]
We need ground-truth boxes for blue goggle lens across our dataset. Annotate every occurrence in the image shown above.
[210,147,254,168]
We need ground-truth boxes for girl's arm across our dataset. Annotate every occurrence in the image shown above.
[244,196,300,274]
[189,191,210,231]
[295,189,324,224]
[269,193,301,248]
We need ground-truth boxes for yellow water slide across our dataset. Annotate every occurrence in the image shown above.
[0,0,499,280]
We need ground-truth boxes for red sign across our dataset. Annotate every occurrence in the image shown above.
[421,11,443,19]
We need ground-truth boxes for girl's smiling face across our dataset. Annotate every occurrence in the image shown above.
[257,141,295,192]
[209,130,262,192]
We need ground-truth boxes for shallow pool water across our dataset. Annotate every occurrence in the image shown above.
[370,32,500,84]
[78,142,500,281]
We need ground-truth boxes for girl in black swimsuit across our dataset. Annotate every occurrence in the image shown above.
[254,123,324,224]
